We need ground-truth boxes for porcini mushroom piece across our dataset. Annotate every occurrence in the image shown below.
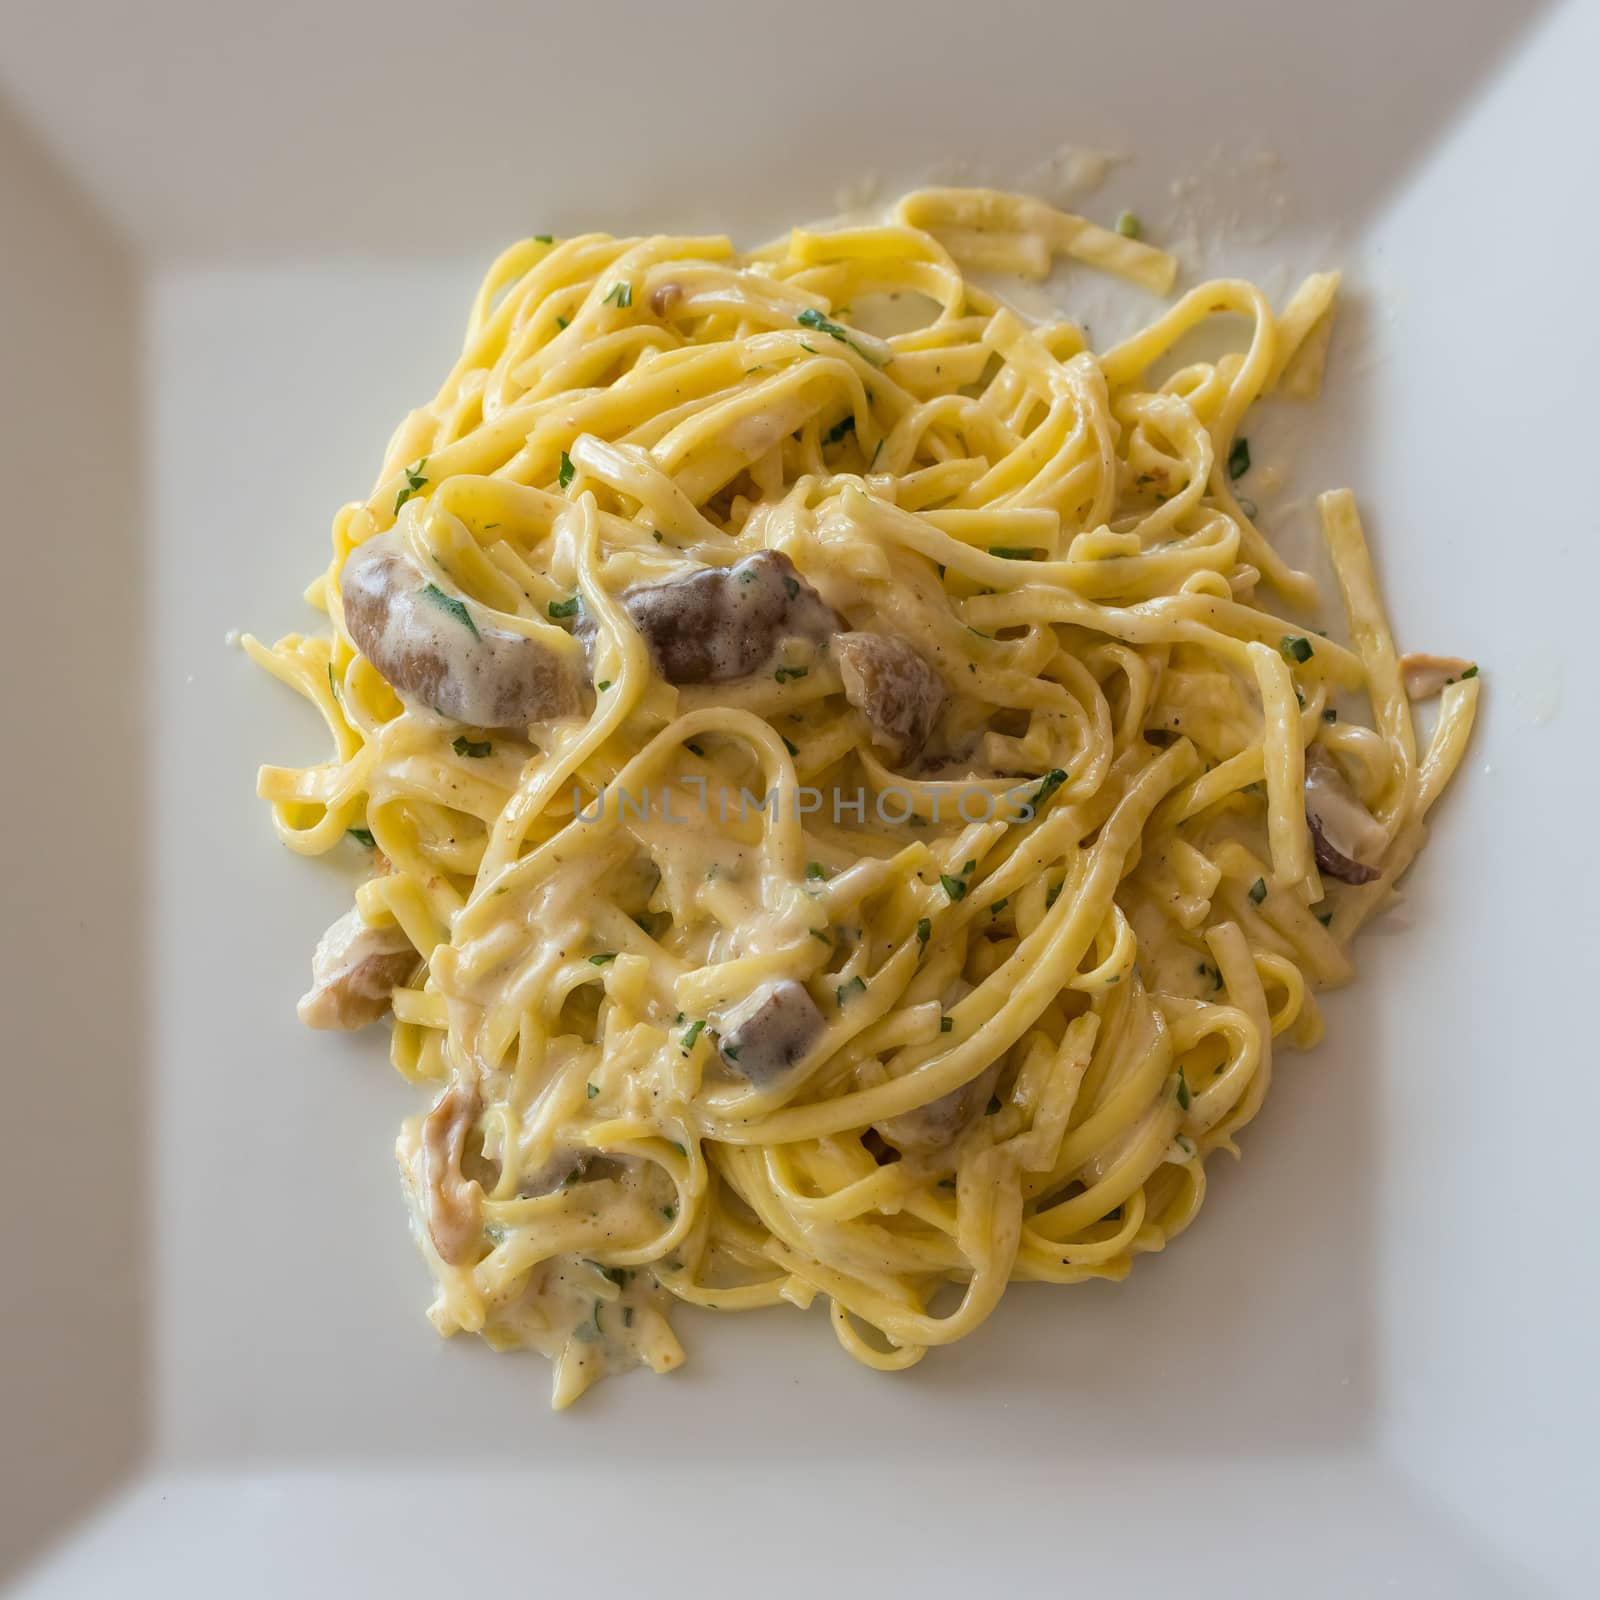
[1304,743,1387,885]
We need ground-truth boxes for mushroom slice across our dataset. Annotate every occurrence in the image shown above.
[419,1080,484,1267]
[717,979,825,1086]
[516,1150,588,1197]
[1304,743,1388,885]
[835,631,945,765]
[876,1062,1002,1156]
[342,531,582,725]
[1399,652,1475,700]
[576,550,838,685]
[297,907,417,1030]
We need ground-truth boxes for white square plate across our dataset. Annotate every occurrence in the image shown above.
[2,1,1595,1593]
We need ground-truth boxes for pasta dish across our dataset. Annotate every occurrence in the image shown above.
[245,187,1477,1407]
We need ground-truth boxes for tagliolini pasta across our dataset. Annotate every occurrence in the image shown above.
[246,188,1477,1407]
